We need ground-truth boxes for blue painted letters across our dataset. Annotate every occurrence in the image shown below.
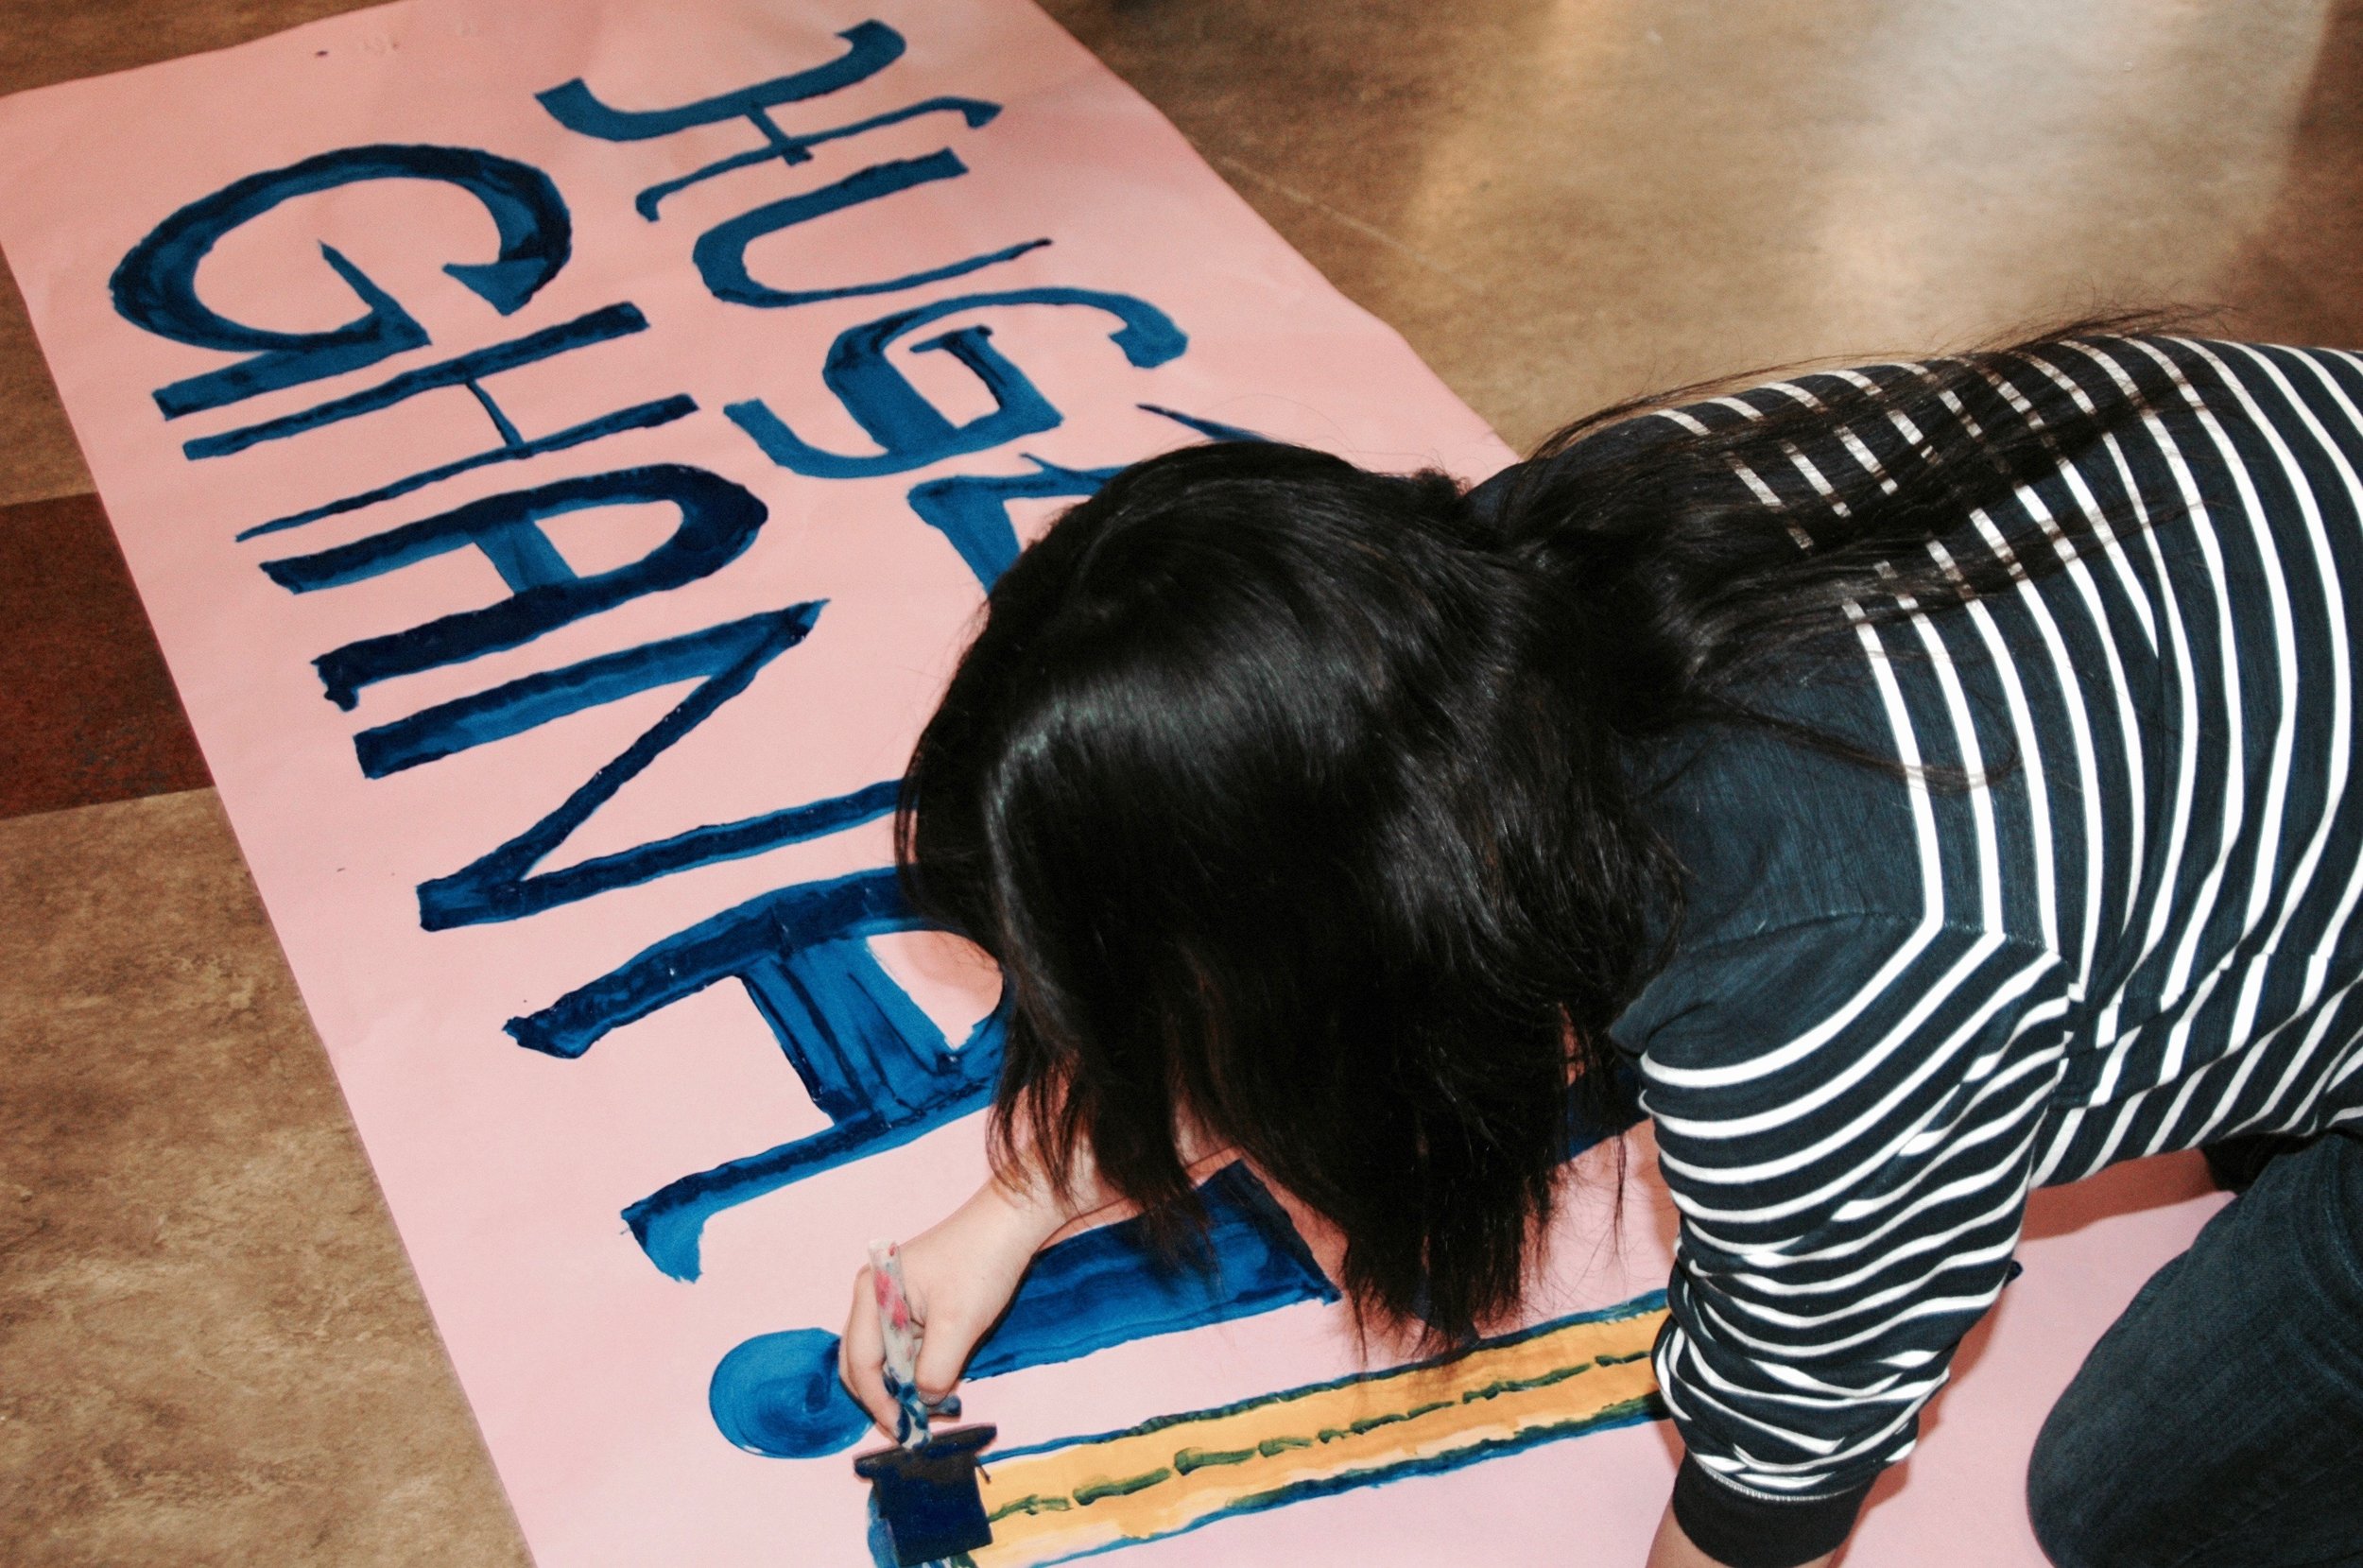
[509,868,1002,1280]
[538,21,904,144]
[643,95,1003,220]
[210,302,697,541]
[537,22,907,220]
[262,464,768,709]
[693,148,1049,309]
[111,144,569,418]
[907,406,1270,587]
[542,22,1046,304]
[385,605,898,928]
[906,456,1123,588]
[726,287,1186,478]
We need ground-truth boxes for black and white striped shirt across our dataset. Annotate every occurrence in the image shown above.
[1595,337,2363,1546]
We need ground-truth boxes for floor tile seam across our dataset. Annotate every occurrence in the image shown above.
[0,475,97,512]
[0,487,98,520]
[0,782,222,833]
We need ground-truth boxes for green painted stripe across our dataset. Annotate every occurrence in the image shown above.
[1073,1467,1174,1506]
[987,1493,1077,1525]
[1172,1445,1256,1474]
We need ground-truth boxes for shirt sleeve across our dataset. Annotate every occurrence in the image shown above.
[1615,910,2071,1565]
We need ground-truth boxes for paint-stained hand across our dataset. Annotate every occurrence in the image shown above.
[838,1171,1079,1438]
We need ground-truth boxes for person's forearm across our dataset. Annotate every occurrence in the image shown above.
[1647,1501,1837,1568]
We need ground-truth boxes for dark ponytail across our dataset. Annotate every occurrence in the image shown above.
[898,319,2176,1342]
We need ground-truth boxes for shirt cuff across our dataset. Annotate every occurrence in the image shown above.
[1670,1455,1875,1568]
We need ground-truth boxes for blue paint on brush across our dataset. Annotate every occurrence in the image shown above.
[865,1490,903,1568]
[709,1162,1339,1459]
[855,1424,997,1565]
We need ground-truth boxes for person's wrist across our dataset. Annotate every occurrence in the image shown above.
[981,1166,1080,1246]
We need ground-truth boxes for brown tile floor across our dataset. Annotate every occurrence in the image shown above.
[0,495,208,818]
[8,1,2363,1563]
[0,792,528,1568]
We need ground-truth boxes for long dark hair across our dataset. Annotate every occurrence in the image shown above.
[897,320,2178,1342]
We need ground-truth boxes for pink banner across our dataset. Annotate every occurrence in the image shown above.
[0,3,2220,1563]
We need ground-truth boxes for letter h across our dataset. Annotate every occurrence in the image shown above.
[508,869,1004,1281]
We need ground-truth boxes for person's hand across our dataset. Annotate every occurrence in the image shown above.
[837,1172,1078,1438]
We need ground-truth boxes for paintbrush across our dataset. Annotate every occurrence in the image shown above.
[854,1240,997,1566]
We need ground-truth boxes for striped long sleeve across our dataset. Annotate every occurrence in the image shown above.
[1598,337,2363,1559]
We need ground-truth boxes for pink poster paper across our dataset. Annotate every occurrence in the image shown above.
[0,2,2223,1563]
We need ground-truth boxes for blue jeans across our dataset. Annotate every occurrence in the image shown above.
[2027,1129,2363,1568]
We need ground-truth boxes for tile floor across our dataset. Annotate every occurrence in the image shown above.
[6,1,2361,1561]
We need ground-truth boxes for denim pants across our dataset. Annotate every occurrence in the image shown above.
[2027,1129,2363,1568]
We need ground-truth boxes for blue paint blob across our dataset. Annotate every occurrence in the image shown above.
[708,1163,1337,1459]
[711,1328,870,1457]
[965,1162,1339,1380]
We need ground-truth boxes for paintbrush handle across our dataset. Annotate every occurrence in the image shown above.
[868,1240,930,1446]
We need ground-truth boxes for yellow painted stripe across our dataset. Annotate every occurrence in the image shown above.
[964,1301,1667,1568]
